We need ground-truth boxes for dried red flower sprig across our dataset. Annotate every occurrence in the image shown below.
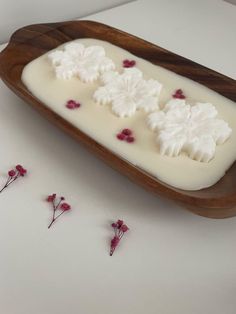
[46,194,71,229]
[66,99,81,109]
[123,59,136,68]
[172,89,186,99]
[0,165,27,194]
[110,219,129,256]
[116,128,135,143]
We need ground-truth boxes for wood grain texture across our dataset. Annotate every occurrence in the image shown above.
[0,20,236,218]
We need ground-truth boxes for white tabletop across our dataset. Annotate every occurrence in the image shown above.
[0,1,236,314]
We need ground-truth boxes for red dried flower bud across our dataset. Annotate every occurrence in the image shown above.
[47,194,72,229]
[110,220,129,256]
[18,168,27,176]
[16,165,23,171]
[8,170,16,177]
[60,203,71,211]
[47,194,56,202]
[120,224,129,232]
[111,236,120,248]
[122,128,132,136]
[15,165,27,176]
[116,220,123,228]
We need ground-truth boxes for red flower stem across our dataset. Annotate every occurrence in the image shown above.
[110,239,120,256]
[48,200,57,229]
[0,174,20,193]
[50,199,62,224]
[48,219,55,229]
[55,199,62,210]
[119,232,124,240]
[48,210,66,229]
[54,210,66,220]
[0,179,10,193]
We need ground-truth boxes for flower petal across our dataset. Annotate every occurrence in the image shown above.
[137,96,159,112]
[146,79,162,96]
[158,129,186,157]
[93,87,111,105]
[147,111,166,130]
[99,57,115,73]
[208,119,232,144]
[48,50,64,65]
[78,66,99,83]
[112,97,136,117]
[49,42,115,82]
[100,71,119,85]
[186,136,216,162]
[123,67,143,80]
[191,102,217,121]
[94,67,162,117]
[164,99,186,112]
[85,45,105,58]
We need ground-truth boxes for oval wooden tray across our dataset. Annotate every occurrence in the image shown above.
[0,20,236,218]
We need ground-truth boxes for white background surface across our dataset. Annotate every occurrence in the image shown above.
[0,0,236,313]
[0,0,132,43]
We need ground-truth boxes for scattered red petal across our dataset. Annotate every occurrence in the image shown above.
[123,59,136,68]
[66,100,81,109]
[175,89,183,94]
[117,133,126,141]
[172,89,186,99]
[126,136,135,143]
[116,129,135,143]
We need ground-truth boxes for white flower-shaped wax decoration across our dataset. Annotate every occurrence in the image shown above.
[48,42,115,82]
[93,68,162,117]
[147,99,232,162]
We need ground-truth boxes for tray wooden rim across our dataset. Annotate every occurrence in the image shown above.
[0,20,236,218]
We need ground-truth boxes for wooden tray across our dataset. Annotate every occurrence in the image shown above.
[0,20,235,218]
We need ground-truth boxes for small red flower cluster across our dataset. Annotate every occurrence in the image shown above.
[66,99,81,109]
[123,59,136,68]
[172,89,186,99]
[0,165,27,194]
[47,193,71,229]
[110,219,129,256]
[116,128,135,143]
